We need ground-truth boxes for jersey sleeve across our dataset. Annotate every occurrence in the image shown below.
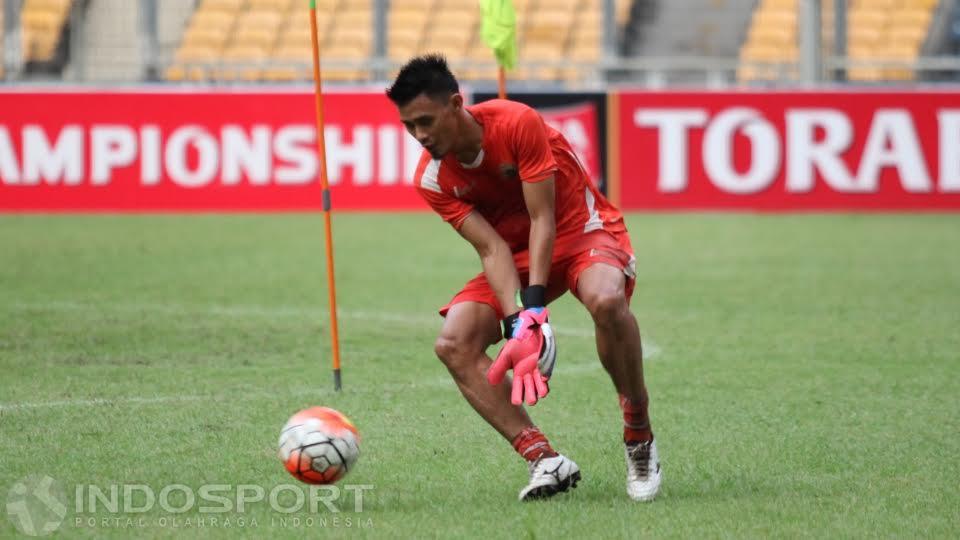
[416,184,474,230]
[512,106,558,183]
[413,154,474,229]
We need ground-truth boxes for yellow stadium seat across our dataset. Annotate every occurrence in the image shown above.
[889,8,931,29]
[321,67,367,82]
[190,11,237,32]
[233,27,278,49]
[176,44,221,63]
[423,27,472,55]
[236,10,284,31]
[337,8,372,28]
[848,9,887,30]
[889,26,927,46]
[848,26,882,46]
[392,0,435,9]
[389,27,422,50]
[902,0,938,8]
[390,9,429,33]
[199,0,244,11]
[525,12,574,45]
[431,8,477,30]
[326,38,370,58]
[248,0,296,11]
[753,9,798,29]
[761,0,796,8]
[217,45,268,81]
[182,27,230,49]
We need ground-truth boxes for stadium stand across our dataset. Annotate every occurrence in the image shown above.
[19,0,73,64]
[165,0,621,83]
[739,0,941,82]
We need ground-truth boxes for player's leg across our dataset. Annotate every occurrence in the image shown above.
[435,288,580,500]
[575,262,650,433]
[569,238,661,502]
[434,301,531,441]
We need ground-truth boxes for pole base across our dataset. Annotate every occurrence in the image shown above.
[333,369,342,392]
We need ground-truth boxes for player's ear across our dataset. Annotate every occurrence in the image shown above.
[450,93,464,110]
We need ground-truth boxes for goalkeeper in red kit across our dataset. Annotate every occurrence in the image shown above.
[386,55,661,502]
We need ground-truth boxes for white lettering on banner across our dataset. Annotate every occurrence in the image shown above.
[273,125,316,185]
[141,126,162,185]
[325,125,373,185]
[857,109,931,193]
[786,109,855,192]
[378,126,399,185]
[634,109,708,192]
[0,123,438,188]
[635,106,960,194]
[23,125,83,186]
[165,126,219,188]
[91,125,137,185]
[0,127,22,184]
[702,108,780,194]
[938,111,960,192]
[222,126,272,185]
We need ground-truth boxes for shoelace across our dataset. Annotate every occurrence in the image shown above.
[528,456,546,477]
[627,442,651,477]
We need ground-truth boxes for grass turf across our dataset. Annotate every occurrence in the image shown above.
[1,213,958,538]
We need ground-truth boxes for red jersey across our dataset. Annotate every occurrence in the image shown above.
[414,99,626,255]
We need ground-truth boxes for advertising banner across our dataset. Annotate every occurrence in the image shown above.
[0,89,428,211]
[615,91,960,210]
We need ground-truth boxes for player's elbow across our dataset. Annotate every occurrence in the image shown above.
[475,237,508,260]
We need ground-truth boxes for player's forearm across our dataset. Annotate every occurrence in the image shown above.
[479,239,523,317]
[526,215,555,287]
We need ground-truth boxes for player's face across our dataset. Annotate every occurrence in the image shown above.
[398,93,462,159]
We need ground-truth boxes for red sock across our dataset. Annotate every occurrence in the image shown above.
[620,394,653,444]
[511,427,558,462]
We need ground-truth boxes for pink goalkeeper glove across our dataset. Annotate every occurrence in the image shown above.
[487,307,554,406]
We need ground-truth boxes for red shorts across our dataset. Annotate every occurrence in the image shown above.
[439,229,637,319]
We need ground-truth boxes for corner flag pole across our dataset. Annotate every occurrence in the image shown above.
[497,66,507,99]
[309,0,343,391]
[480,0,517,101]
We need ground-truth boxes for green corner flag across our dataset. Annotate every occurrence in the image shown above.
[479,0,517,70]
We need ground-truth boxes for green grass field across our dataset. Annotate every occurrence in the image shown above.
[1,213,959,539]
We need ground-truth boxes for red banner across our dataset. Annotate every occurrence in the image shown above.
[0,89,429,211]
[617,91,960,210]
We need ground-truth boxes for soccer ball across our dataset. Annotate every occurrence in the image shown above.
[278,406,360,484]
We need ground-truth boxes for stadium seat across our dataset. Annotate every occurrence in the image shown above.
[200,0,244,11]
[20,0,75,62]
[163,0,622,84]
[248,0,296,10]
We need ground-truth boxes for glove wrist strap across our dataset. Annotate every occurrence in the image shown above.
[521,285,546,309]
[502,312,519,340]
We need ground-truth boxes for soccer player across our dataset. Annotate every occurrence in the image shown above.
[386,55,661,502]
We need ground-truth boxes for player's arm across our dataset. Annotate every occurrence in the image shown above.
[513,106,559,305]
[415,169,520,318]
[522,177,556,294]
[457,211,522,319]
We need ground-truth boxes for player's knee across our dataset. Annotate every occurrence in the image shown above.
[587,290,629,326]
[433,335,474,372]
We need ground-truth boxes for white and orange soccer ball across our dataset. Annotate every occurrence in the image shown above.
[278,406,360,484]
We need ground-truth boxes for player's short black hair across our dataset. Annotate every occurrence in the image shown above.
[386,54,460,107]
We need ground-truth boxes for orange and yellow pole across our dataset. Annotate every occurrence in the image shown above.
[497,66,507,99]
[309,0,343,391]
